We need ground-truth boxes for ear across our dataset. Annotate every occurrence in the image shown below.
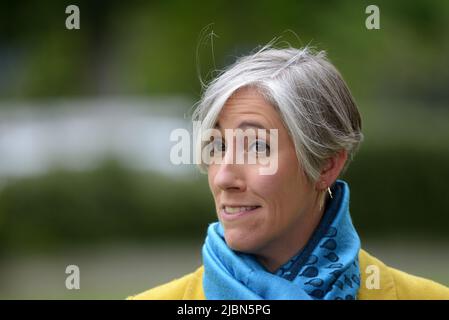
[316,150,348,190]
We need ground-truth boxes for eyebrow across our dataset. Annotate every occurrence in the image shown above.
[214,120,268,130]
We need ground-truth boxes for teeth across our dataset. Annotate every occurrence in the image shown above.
[224,206,258,215]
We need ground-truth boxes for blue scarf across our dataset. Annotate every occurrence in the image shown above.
[202,179,361,300]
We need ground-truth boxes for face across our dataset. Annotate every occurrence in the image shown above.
[207,86,321,265]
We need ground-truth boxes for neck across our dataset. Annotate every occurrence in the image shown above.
[255,197,327,273]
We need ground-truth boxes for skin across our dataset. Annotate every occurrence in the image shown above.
[207,86,348,272]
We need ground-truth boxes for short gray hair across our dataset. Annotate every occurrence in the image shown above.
[193,45,364,184]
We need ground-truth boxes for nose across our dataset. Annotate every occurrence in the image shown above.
[213,150,246,192]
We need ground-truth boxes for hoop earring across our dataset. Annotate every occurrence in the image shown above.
[327,187,333,199]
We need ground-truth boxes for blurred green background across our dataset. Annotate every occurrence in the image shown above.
[0,0,448,299]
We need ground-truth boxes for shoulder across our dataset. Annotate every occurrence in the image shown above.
[358,249,449,300]
[126,266,205,300]
[389,266,449,299]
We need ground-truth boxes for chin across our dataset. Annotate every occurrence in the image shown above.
[223,229,264,254]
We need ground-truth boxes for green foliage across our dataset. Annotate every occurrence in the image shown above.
[0,0,448,101]
[345,146,449,238]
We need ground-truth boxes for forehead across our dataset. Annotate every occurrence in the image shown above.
[217,87,282,129]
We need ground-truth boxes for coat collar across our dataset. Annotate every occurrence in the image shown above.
[357,249,397,299]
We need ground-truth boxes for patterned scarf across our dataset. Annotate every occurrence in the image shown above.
[202,179,361,300]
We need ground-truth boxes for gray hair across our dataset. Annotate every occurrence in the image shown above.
[192,44,364,184]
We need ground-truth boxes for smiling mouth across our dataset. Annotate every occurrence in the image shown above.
[222,205,261,215]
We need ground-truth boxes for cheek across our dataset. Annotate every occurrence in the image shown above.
[248,167,290,213]
[254,149,301,196]
[252,153,304,215]
[250,170,281,197]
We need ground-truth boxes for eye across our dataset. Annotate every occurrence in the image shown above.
[249,139,270,155]
[210,138,226,155]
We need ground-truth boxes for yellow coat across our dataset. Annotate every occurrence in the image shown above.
[127,249,449,300]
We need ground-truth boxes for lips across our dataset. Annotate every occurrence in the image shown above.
[220,204,262,221]
[223,206,260,214]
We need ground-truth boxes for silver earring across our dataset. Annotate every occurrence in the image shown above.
[327,187,333,199]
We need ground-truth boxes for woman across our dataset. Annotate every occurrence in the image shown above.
[128,45,449,300]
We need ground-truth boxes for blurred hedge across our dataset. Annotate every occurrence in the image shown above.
[345,145,449,238]
[0,161,215,254]
[1,1,449,101]
[0,144,448,254]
